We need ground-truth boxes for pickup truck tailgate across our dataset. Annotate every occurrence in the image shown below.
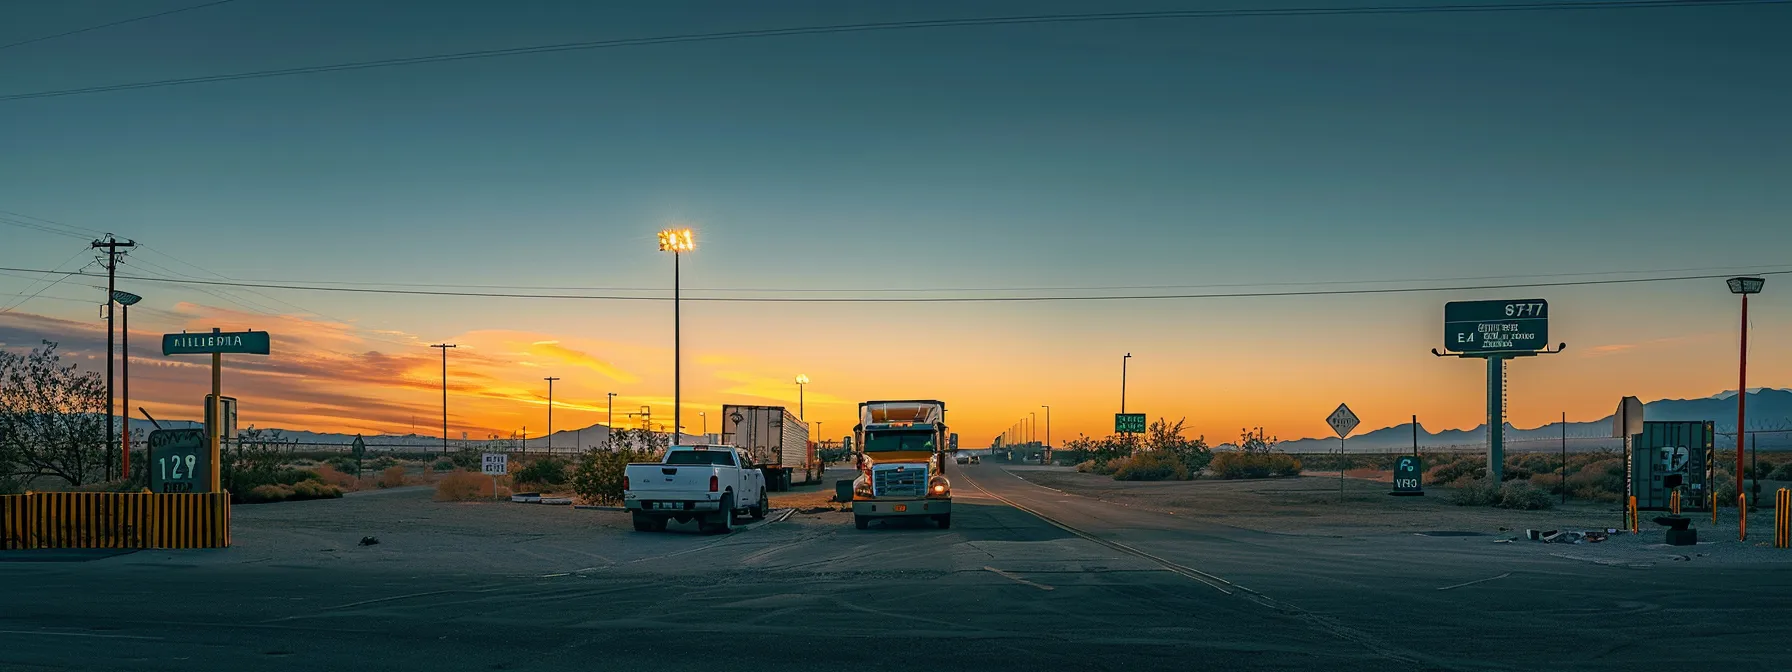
[626,464,715,495]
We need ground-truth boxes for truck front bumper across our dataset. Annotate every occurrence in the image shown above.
[852,499,951,517]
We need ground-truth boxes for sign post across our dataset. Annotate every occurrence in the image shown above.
[1327,404,1359,503]
[161,328,271,493]
[352,435,367,478]
[482,453,508,500]
[1433,300,1563,484]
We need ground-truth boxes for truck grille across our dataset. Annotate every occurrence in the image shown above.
[873,465,928,498]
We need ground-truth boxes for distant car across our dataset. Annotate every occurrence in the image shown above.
[970,455,980,464]
[954,454,970,464]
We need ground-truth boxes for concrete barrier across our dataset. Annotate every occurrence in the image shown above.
[0,491,230,550]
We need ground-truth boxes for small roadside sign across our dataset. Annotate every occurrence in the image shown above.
[1327,404,1360,439]
[1115,413,1147,434]
[1612,396,1643,438]
[351,435,367,458]
[1392,455,1424,496]
[481,453,508,476]
[148,428,211,493]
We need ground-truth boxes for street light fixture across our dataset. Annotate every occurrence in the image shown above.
[699,411,707,438]
[795,374,809,420]
[1728,276,1765,505]
[659,228,694,444]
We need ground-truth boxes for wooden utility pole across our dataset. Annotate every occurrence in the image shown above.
[91,236,135,481]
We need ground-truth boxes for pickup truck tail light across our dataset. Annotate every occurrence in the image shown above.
[709,475,719,492]
[624,475,631,491]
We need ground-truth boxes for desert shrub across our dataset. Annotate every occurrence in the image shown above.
[1210,452,1302,479]
[432,458,456,472]
[1449,480,1501,506]
[448,447,486,471]
[1770,463,1792,481]
[324,456,361,475]
[515,456,570,487]
[370,456,398,471]
[376,466,407,488]
[312,465,358,489]
[1111,452,1189,481]
[1527,472,1565,495]
[246,484,291,503]
[435,470,499,501]
[1498,482,1553,510]
[1565,458,1625,502]
[570,450,645,505]
[1075,460,1099,473]
[1426,457,1485,486]
[290,480,343,500]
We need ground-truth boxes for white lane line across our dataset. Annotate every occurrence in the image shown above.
[0,630,164,641]
[1436,572,1511,591]
[984,566,1055,591]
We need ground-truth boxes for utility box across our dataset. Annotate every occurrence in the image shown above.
[1631,421,1714,511]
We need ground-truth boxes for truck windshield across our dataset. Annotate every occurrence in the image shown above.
[664,450,736,466]
[863,430,936,453]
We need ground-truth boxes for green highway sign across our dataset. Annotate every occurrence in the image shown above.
[163,331,271,356]
[148,428,212,493]
[1115,413,1146,434]
[1392,455,1424,496]
[1443,299,1548,354]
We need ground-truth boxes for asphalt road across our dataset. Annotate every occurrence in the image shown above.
[4,464,1790,671]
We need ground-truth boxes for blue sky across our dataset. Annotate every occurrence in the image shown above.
[1,0,1789,443]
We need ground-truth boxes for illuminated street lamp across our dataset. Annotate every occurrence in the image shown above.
[1727,276,1765,505]
[659,228,694,444]
[795,374,810,419]
[112,290,142,481]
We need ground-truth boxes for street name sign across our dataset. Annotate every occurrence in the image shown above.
[1442,299,1549,354]
[481,453,509,476]
[1115,413,1147,434]
[1327,404,1360,439]
[162,331,271,356]
[148,428,211,493]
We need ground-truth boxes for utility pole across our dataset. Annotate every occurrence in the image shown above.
[607,392,617,446]
[1041,405,1051,449]
[431,344,456,455]
[92,236,134,481]
[544,376,560,455]
[1121,353,1133,416]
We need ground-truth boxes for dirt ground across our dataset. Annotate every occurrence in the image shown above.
[996,464,1792,566]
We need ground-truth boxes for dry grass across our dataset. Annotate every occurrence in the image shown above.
[434,470,511,501]
[771,489,843,511]
[377,466,407,488]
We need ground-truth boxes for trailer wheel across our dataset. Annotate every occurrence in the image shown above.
[854,515,869,530]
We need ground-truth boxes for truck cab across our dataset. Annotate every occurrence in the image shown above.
[852,400,951,530]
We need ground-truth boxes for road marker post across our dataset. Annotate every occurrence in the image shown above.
[1670,490,1681,515]
[1739,493,1748,541]
[1627,496,1638,534]
[1713,492,1719,524]
[1775,489,1788,549]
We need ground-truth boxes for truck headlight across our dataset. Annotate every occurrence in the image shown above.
[929,476,950,497]
[854,474,873,496]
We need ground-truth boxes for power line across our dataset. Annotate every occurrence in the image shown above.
[151,263,1792,294]
[0,216,94,241]
[1,0,1782,102]
[1,264,1786,303]
[0,210,109,237]
[0,0,242,52]
[0,255,100,315]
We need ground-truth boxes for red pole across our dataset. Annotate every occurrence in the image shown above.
[1738,294,1748,506]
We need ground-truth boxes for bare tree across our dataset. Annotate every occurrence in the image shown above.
[0,341,108,487]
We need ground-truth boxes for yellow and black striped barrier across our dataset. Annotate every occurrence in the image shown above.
[1776,489,1789,550]
[0,491,230,550]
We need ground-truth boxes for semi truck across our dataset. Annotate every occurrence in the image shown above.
[720,404,812,491]
[851,400,951,530]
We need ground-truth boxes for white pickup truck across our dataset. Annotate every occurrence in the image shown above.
[623,445,768,533]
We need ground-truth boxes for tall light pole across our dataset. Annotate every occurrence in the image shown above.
[112,290,141,480]
[795,374,809,420]
[1030,412,1037,445]
[1122,353,1133,414]
[1041,405,1051,448]
[699,411,707,437]
[659,228,694,445]
[1728,276,1765,504]
[430,344,455,455]
[607,392,617,432]
[543,376,560,454]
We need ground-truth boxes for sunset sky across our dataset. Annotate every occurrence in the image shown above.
[2,1,1789,446]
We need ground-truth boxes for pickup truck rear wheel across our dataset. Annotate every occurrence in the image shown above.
[750,490,768,520]
[702,493,736,534]
[854,515,869,530]
[631,512,661,532]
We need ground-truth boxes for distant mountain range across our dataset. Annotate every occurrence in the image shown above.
[1276,389,1792,453]
[120,418,700,453]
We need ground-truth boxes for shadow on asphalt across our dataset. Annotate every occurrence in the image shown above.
[0,549,139,563]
